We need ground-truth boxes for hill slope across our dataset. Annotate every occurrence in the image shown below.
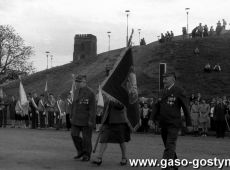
[2,33,230,98]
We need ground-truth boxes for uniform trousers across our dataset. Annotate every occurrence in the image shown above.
[71,125,92,158]
[161,127,179,170]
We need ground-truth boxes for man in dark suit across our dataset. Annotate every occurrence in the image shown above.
[71,74,96,161]
[149,72,191,170]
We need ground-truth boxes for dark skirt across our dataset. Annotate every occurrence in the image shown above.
[100,123,130,143]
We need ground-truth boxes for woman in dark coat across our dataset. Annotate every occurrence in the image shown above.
[92,99,130,166]
[9,96,17,128]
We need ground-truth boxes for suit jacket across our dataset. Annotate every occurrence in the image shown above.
[71,86,96,126]
[150,84,191,128]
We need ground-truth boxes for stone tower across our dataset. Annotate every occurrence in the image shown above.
[73,34,97,62]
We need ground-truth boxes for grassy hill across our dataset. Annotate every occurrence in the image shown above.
[2,32,230,99]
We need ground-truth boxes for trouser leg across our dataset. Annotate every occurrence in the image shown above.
[161,127,179,170]
[82,126,93,158]
[71,125,83,155]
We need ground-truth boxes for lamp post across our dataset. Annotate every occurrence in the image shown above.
[138,29,141,45]
[45,51,50,69]
[107,31,111,51]
[125,10,130,47]
[185,8,190,35]
[50,55,53,68]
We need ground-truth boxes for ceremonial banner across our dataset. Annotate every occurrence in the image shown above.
[97,85,104,108]
[44,80,49,104]
[18,77,29,115]
[101,47,140,130]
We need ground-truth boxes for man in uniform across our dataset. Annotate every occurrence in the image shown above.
[71,75,96,161]
[149,72,191,170]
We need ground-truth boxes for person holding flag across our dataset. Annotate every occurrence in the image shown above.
[15,76,29,128]
[92,46,140,166]
[38,94,46,129]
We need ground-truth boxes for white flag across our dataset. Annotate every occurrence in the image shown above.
[97,85,104,108]
[19,77,28,106]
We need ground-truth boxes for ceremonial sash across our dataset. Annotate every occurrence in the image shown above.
[57,100,64,118]
[31,98,38,109]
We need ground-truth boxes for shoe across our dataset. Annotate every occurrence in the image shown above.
[81,156,90,162]
[74,153,83,160]
[92,157,102,166]
[120,158,127,166]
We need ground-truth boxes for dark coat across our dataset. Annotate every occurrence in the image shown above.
[9,100,17,119]
[213,104,226,121]
[71,86,96,126]
[150,84,191,128]
[102,100,127,124]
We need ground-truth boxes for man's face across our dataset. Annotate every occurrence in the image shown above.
[163,76,175,88]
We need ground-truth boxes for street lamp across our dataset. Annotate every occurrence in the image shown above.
[50,55,53,68]
[45,51,50,69]
[138,29,141,45]
[107,31,111,51]
[185,8,190,35]
[125,10,130,47]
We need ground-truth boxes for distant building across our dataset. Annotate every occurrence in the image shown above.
[73,34,97,62]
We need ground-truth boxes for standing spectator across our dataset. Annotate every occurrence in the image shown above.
[47,93,56,128]
[190,93,196,103]
[213,98,226,138]
[38,94,46,129]
[0,97,6,128]
[222,19,227,30]
[216,21,222,35]
[9,96,17,128]
[197,23,203,37]
[209,26,214,36]
[209,98,216,131]
[140,103,150,133]
[55,95,66,130]
[203,25,209,37]
[65,93,72,131]
[199,99,210,136]
[190,100,200,136]
[197,93,202,102]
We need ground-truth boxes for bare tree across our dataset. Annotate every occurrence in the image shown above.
[0,25,35,83]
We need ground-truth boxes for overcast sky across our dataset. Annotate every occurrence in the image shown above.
[0,0,229,71]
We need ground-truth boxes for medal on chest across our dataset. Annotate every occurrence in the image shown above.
[167,94,176,106]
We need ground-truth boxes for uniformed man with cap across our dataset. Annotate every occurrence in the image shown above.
[71,74,96,161]
[149,72,191,170]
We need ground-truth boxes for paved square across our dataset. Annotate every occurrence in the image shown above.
[0,128,229,170]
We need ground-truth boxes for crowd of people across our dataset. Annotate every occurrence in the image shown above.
[159,31,174,43]
[136,92,230,138]
[191,19,227,38]
[189,93,230,138]
[0,92,72,130]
